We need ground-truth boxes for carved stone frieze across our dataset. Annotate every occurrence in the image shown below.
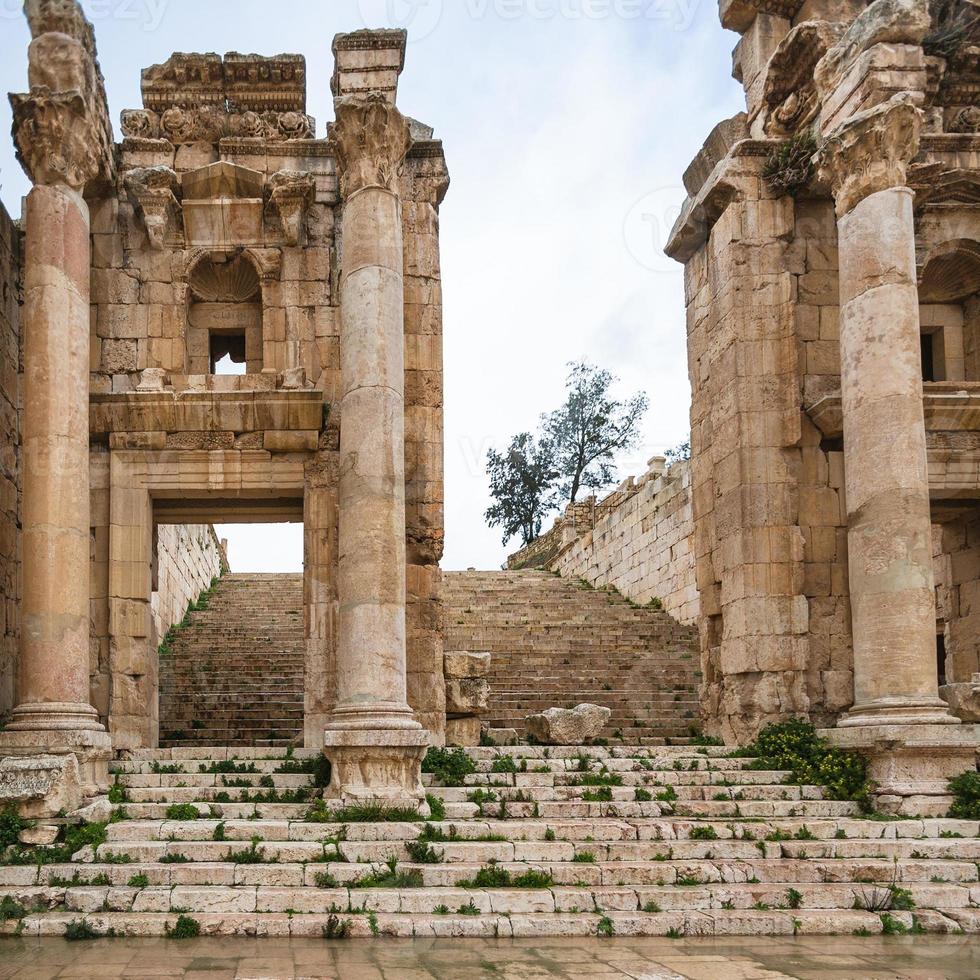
[141,53,225,111]
[815,93,922,215]
[120,107,315,143]
[949,106,980,132]
[268,170,316,246]
[762,21,846,138]
[123,166,180,250]
[328,94,412,198]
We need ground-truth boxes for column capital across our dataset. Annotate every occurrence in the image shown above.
[10,0,114,191]
[816,94,921,217]
[329,94,412,199]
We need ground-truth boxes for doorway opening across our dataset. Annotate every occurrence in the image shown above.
[154,508,306,748]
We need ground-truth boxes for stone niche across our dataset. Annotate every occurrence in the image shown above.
[186,252,263,374]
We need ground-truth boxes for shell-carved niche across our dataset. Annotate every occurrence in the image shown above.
[186,252,264,374]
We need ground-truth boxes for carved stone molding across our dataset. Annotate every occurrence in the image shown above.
[815,94,922,215]
[120,107,315,144]
[123,166,180,249]
[949,106,980,133]
[328,94,412,199]
[762,21,846,138]
[268,171,316,246]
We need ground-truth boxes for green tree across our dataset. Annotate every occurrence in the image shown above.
[544,362,649,503]
[485,433,558,547]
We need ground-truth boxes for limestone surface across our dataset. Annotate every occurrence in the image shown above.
[526,704,612,745]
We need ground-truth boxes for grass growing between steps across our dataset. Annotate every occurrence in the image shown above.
[157,576,222,659]
[457,864,554,889]
[732,720,871,810]
[947,771,980,820]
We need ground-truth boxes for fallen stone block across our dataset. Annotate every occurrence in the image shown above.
[526,704,612,745]
[444,651,491,679]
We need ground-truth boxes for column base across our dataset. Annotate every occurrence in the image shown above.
[823,723,979,817]
[837,696,961,728]
[0,714,112,805]
[322,729,430,814]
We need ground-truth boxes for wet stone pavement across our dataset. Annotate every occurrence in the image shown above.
[1,936,978,979]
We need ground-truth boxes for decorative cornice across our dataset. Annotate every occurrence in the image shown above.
[815,94,922,216]
[328,94,412,199]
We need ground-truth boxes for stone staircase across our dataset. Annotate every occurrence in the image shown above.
[158,574,305,748]
[444,571,700,741]
[2,744,978,938]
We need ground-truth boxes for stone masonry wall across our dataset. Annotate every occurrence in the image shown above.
[150,525,228,648]
[0,201,21,721]
[510,460,698,627]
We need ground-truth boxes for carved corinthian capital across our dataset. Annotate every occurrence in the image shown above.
[10,89,105,190]
[816,94,922,216]
[328,94,412,199]
[10,0,113,191]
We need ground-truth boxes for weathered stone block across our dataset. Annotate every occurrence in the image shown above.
[0,754,83,819]
[525,703,611,746]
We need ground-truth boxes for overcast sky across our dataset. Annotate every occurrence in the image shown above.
[0,0,744,572]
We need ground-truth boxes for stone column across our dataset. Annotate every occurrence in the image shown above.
[322,93,428,810]
[0,1,113,803]
[817,95,976,814]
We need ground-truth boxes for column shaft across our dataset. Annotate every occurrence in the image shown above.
[331,185,417,732]
[837,186,954,726]
[9,184,101,732]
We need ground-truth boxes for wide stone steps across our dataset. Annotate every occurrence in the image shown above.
[444,570,699,738]
[158,573,305,747]
[3,745,978,939]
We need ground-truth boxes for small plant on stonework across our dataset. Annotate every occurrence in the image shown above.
[165,804,201,821]
[691,734,724,747]
[323,914,352,940]
[432,904,450,915]
[544,828,556,841]
[490,755,518,774]
[786,888,804,910]
[689,826,718,841]
[314,871,339,889]
[656,786,678,803]
[165,915,201,939]
[65,920,102,941]
[127,873,149,888]
[762,133,816,198]
[228,837,272,865]
[634,788,653,803]
[466,789,497,806]
[572,851,596,863]
[597,916,615,938]
[741,719,871,810]
[425,794,446,822]
[351,856,423,890]
[582,787,613,802]
[0,808,28,850]
[643,901,661,913]
[0,896,26,922]
[107,778,128,805]
[457,900,480,916]
[947,771,980,820]
[422,747,476,787]
[405,840,443,864]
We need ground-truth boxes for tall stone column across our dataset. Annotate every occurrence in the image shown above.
[817,95,976,814]
[0,0,113,804]
[322,93,428,810]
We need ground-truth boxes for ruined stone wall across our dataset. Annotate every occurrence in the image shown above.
[938,513,980,686]
[512,462,698,627]
[151,525,228,646]
[0,202,21,721]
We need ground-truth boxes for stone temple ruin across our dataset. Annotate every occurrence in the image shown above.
[0,0,979,943]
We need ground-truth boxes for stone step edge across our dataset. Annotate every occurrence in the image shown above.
[2,908,972,939]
